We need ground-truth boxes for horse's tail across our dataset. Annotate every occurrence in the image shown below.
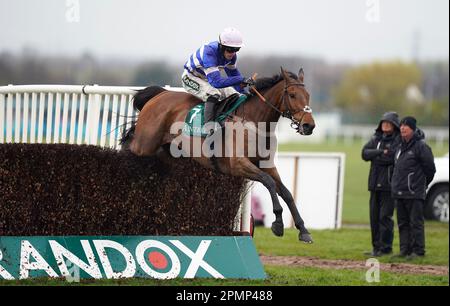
[119,123,136,149]
[120,86,168,148]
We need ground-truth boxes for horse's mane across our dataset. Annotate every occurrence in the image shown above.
[254,71,299,91]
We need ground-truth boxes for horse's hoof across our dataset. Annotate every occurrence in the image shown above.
[299,232,313,244]
[271,222,284,237]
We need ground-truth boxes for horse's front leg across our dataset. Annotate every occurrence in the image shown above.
[261,167,313,243]
[232,158,285,237]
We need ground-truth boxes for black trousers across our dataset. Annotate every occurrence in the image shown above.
[369,191,395,252]
[396,198,426,255]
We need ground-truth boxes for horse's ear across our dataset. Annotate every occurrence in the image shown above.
[298,68,304,83]
[280,67,291,83]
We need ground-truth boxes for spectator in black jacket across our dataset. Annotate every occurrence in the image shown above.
[362,111,401,256]
[391,116,436,259]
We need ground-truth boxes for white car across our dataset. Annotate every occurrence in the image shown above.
[425,153,449,222]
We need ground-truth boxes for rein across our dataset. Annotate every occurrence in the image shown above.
[250,83,312,134]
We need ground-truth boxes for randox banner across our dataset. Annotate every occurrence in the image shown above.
[0,236,266,280]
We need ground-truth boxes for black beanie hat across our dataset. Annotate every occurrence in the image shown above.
[400,116,417,131]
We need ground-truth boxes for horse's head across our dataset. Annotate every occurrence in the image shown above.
[279,67,315,135]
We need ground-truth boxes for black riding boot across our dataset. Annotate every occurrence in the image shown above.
[204,95,220,124]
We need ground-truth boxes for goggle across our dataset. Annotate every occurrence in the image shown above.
[223,46,241,53]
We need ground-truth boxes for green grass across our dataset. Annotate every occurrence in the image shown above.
[254,224,449,266]
[278,139,449,224]
[262,266,448,286]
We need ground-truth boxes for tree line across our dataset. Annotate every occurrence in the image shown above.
[0,49,448,126]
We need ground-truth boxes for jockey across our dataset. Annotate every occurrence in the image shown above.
[182,27,255,125]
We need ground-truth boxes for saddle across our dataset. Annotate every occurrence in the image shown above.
[183,94,248,137]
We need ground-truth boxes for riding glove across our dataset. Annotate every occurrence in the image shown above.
[242,77,256,87]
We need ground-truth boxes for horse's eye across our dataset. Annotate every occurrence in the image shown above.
[289,93,296,98]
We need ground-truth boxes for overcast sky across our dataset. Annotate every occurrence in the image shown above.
[0,0,448,64]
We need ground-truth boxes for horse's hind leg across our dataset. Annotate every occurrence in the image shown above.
[232,158,285,237]
[262,167,313,243]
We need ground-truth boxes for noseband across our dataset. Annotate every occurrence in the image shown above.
[281,83,313,133]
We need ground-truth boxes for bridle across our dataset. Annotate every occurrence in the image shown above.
[251,82,313,134]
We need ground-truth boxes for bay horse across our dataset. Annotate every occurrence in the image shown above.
[121,67,316,243]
